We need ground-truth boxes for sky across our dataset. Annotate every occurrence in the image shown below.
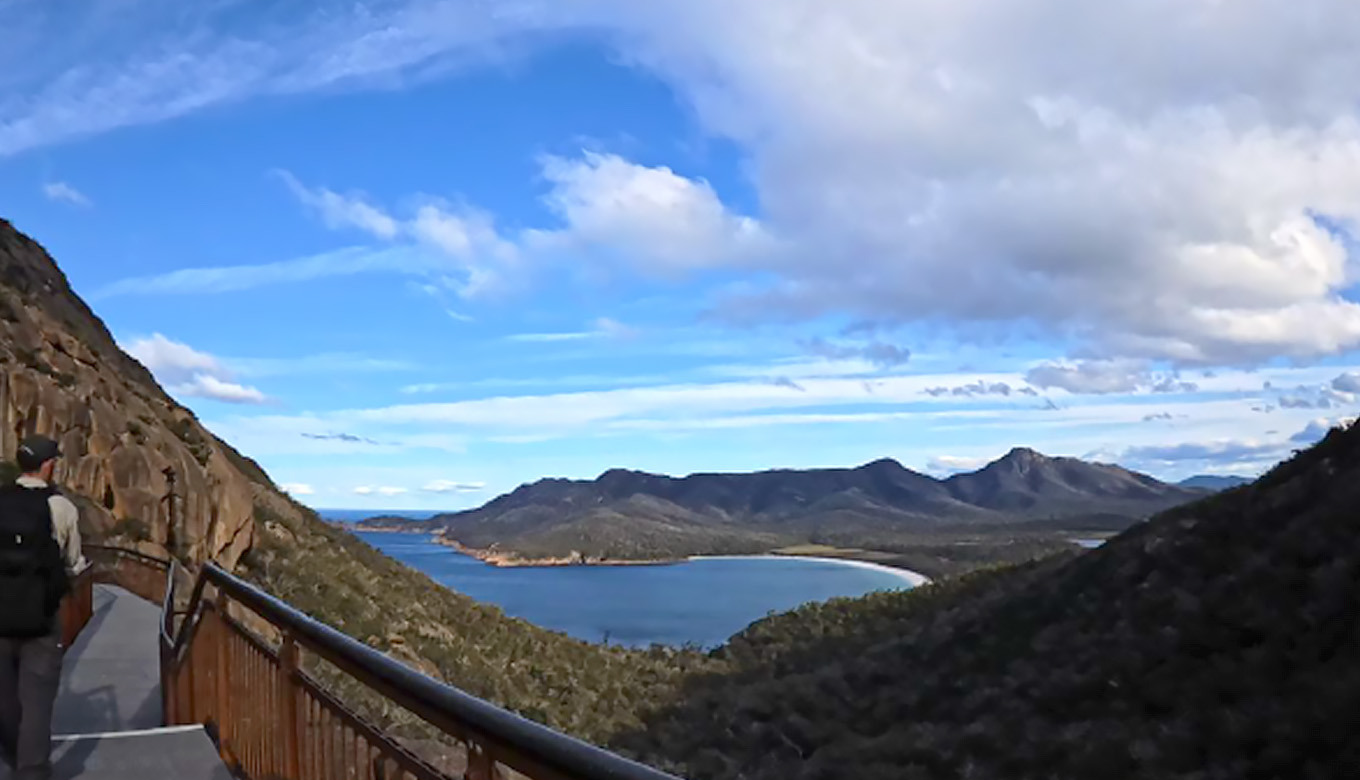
[2,0,1359,511]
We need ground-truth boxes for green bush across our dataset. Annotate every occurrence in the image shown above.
[168,417,213,466]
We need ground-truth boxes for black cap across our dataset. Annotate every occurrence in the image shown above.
[16,436,61,471]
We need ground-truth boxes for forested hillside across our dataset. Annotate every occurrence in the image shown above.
[611,422,1360,779]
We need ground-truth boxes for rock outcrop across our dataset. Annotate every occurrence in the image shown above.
[0,218,269,568]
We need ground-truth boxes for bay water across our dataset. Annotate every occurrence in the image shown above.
[354,530,918,649]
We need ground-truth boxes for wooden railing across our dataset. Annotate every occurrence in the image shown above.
[86,545,172,602]
[59,564,96,647]
[87,548,683,780]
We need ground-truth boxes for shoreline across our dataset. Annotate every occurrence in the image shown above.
[429,534,688,568]
[356,530,929,584]
[688,554,930,586]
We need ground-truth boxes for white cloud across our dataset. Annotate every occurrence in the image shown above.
[1291,416,1358,443]
[1026,360,1199,395]
[175,374,268,405]
[275,171,399,239]
[16,0,1360,366]
[353,485,408,496]
[557,0,1360,365]
[1123,439,1286,464]
[278,153,765,299]
[924,380,1037,399]
[422,480,486,493]
[400,383,447,395]
[800,337,911,368]
[526,152,773,273]
[0,1,522,158]
[1123,415,1354,470]
[280,482,315,496]
[42,181,91,207]
[1276,383,1355,409]
[123,333,269,405]
[925,455,991,474]
[199,363,1360,442]
[272,172,521,299]
[1333,372,1360,394]
[93,246,434,299]
[225,353,416,377]
[508,317,639,343]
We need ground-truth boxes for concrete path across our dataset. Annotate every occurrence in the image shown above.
[1,585,230,779]
[54,585,163,734]
[43,726,231,780]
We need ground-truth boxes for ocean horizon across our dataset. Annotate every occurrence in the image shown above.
[315,508,448,523]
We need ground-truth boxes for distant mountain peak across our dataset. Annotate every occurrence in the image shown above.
[599,467,646,480]
[1177,474,1253,491]
[859,457,906,471]
[996,447,1051,468]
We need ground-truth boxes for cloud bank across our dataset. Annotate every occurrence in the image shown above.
[124,334,268,404]
[14,1,1358,368]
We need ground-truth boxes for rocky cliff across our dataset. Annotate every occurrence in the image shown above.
[0,217,269,567]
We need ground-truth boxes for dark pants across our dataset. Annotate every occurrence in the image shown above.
[0,626,62,780]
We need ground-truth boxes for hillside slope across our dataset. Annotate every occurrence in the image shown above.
[398,452,1204,562]
[613,422,1360,779]
[1,218,268,566]
[0,218,706,747]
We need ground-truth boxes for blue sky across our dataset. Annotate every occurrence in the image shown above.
[3,0,1359,510]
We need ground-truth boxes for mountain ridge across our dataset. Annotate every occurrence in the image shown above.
[365,450,1208,566]
[1176,474,1254,491]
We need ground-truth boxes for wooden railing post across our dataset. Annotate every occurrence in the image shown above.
[280,632,302,779]
[161,639,176,724]
[213,589,233,764]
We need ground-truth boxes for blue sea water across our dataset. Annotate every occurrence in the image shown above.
[355,531,918,649]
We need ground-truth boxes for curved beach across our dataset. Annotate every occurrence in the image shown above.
[688,554,930,587]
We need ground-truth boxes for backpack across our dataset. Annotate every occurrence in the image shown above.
[0,483,70,638]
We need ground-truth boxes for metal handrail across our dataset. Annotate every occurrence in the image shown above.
[85,543,171,570]
[80,544,683,779]
[194,562,681,780]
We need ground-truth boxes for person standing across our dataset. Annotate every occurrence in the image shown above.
[0,436,84,780]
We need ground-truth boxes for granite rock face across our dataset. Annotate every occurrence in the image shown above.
[0,218,269,568]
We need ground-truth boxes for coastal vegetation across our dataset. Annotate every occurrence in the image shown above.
[608,421,1360,778]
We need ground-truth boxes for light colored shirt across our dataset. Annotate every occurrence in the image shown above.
[16,475,87,574]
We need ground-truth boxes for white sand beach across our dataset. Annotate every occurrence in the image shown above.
[688,554,930,587]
